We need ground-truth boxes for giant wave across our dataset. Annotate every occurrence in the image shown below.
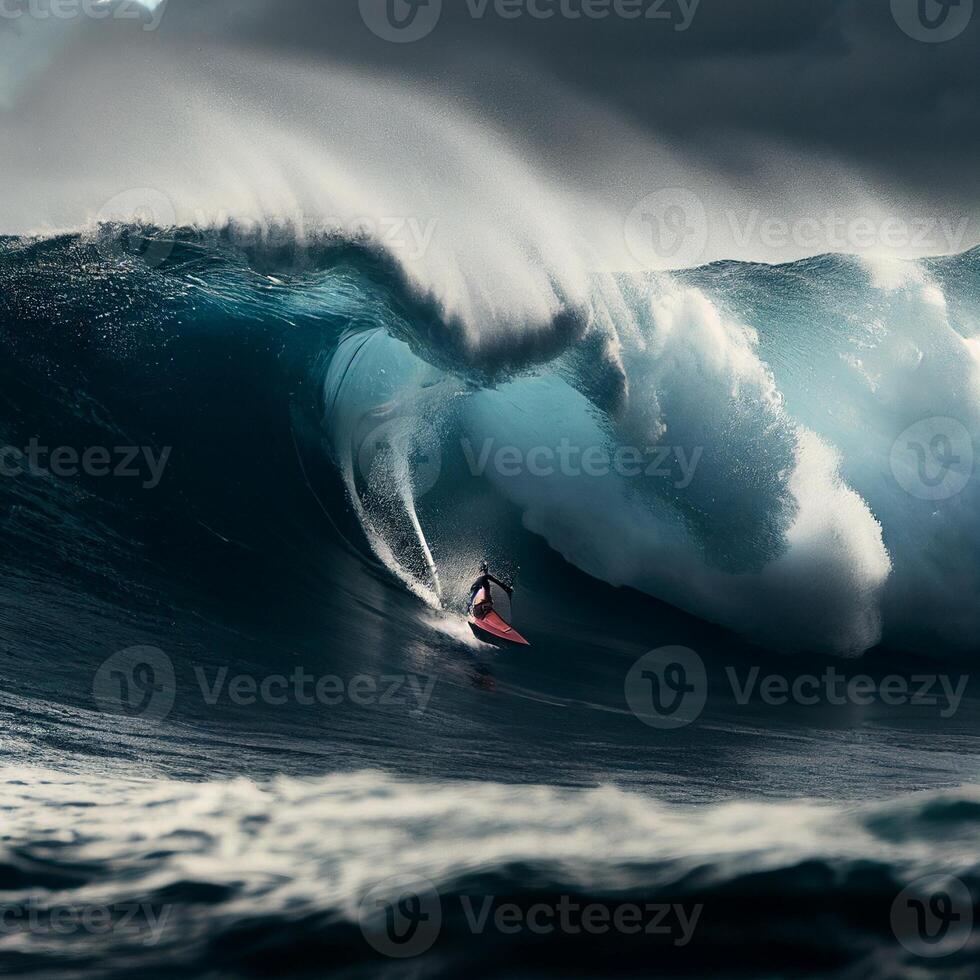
[3,232,979,659]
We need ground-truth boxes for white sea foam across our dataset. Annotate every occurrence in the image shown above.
[2,767,976,919]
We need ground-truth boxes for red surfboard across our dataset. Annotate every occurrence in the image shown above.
[468,609,530,647]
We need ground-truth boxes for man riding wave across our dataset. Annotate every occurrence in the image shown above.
[468,561,513,620]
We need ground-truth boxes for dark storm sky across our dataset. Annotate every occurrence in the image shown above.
[177,0,979,207]
[2,0,977,246]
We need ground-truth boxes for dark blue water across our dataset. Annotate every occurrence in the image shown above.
[0,232,977,978]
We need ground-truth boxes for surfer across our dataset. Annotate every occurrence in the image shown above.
[468,561,512,619]
[467,562,529,646]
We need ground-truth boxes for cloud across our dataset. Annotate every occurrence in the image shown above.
[1,0,976,256]
[138,0,978,208]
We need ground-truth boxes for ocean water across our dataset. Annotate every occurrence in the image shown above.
[0,230,977,977]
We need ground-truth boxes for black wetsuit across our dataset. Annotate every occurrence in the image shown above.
[468,572,511,618]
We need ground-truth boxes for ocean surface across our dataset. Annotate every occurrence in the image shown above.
[0,230,977,977]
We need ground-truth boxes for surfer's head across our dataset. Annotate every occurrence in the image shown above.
[479,560,489,574]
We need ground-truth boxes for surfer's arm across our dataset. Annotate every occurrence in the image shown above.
[487,574,513,594]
